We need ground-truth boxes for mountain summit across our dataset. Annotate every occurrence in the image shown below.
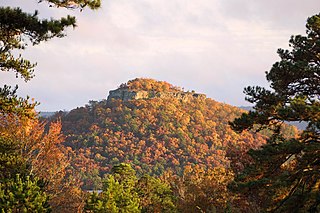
[57,78,297,189]
[107,78,206,102]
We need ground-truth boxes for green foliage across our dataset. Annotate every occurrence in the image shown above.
[0,135,28,180]
[0,174,50,213]
[85,176,140,213]
[230,13,320,212]
[85,164,177,213]
[165,166,237,213]
[85,164,141,213]
[0,113,87,212]
[0,85,37,117]
[0,115,31,180]
[0,0,101,117]
[40,0,101,10]
[137,176,177,212]
[0,6,76,81]
[0,115,50,212]
[55,78,286,189]
[0,1,100,211]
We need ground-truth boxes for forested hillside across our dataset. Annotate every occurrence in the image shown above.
[53,78,297,190]
[1,0,317,211]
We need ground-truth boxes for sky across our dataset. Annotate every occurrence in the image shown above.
[1,0,320,111]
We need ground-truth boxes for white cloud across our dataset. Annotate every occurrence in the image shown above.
[1,0,320,110]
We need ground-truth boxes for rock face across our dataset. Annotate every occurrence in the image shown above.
[107,89,149,102]
[107,88,206,102]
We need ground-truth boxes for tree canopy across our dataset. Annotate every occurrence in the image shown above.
[85,163,177,213]
[230,13,320,212]
[0,0,100,82]
[0,1,100,211]
[0,0,100,116]
[54,79,274,190]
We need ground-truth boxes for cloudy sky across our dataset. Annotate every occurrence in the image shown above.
[2,0,320,111]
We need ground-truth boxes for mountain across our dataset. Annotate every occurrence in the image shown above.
[39,111,56,118]
[239,106,308,130]
[53,78,298,189]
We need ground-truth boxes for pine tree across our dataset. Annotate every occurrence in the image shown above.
[230,14,320,212]
[0,175,50,212]
[85,164,141,212]
[85,164,177,212]
[0,0,100,116]
[0,1,101,211]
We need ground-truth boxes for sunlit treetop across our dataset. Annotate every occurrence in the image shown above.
[118,78,183,93]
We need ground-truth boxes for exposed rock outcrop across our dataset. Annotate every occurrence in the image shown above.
[107,88,206,102]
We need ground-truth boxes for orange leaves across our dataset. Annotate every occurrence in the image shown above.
[171,158,180,166]
[164,165,235,212]
[0,115,67,178]
[123,78,181,93]
[59,86,269,189]
[179,114,191,126]
[0,114,85,211]
[32,121,66,173]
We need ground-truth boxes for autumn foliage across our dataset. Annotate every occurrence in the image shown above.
[43,79,301,212]
[53,79,271,191]
[0,114,84,212]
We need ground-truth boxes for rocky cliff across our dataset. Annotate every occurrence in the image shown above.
[107,88,206,102]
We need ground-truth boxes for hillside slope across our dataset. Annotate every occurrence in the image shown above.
[55,78,297,189]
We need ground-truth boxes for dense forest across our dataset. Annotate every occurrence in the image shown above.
[54,78,297,190]
[44,77,299,212]
[0,1,319,212]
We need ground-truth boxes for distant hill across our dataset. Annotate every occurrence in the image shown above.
[39,111,56,118]
[53,78,298,189]
[239,106,307,130]
[238,106,254,111]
